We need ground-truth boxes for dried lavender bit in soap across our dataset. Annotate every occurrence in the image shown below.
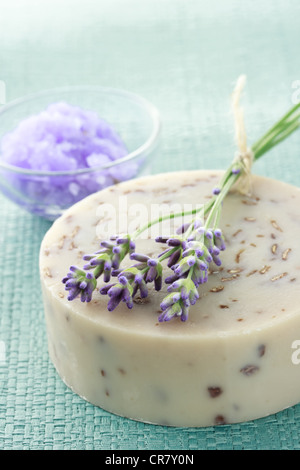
[282,248,291,260]
[271,220,283,232]
[258,344,266,357]
[208,387,223,398]
[214,415,227,425]
[271,272,288,282]
[210,286,224,293]
[240,364,259,376]
[259,265,271,274]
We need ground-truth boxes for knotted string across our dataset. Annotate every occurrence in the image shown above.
[231,75,254,196]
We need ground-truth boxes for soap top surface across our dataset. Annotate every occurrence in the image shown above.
[40,170,300,339]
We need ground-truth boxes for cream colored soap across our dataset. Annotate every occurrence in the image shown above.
[39,170,300,427]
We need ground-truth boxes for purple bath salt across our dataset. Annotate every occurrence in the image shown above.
[0,102,140,219]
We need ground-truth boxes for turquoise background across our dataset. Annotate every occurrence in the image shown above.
[0,0,300,450]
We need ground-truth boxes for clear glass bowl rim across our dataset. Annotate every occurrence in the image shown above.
[0,85,161,176]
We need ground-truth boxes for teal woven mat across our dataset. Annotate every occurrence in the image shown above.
[1,0,300,450]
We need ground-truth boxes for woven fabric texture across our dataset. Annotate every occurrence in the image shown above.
[0,0,300,450]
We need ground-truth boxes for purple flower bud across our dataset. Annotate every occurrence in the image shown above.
[187,234,195,242]
[197,259,208,271]
[138,281,148,298]
[232,167,241,174]
[176,222,191,235]
[100,241,115,249]
[212,246,220,256]
[167,238,182,247]
[119,276,128,286]
[67,287,81,301]
[130,253,149,263]
[212,254,222,266]
[100,283,115,295]
[147,258,157,267]
[158,248,172,258]
[82,254,94,261]
[90,257,104,266]
[107,293,123,311]
[205,230,213,240]
[214,228,222,238]
[193,219,203,229]
[187,256,196,267]
[165,273,180,284]
[145,266,157,283]
[121,289,133,308]
[214,236,226,251]
[195,247,204,258]
[212,187,221,195]
[69,265,79,272]
[129,240,136,252]
[167,249,181,268]
[154,275,162,291]
[117,237,130,245]
[134,272,144,284]
[155,236,169,243]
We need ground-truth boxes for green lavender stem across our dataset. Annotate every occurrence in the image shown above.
[131,102,300,242]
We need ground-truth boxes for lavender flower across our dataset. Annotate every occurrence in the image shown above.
[62,266,97,302]
[99,254,163,310]
[159,278,200,322]
[63,234,135,301]
[157,220,226,322]
[100,276,134,311]
[82,235,135,281]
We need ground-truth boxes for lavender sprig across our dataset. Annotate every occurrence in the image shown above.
[62,82,300,322]
[62,266,96,302]
[155,218,227,322]
[100,254,163,311]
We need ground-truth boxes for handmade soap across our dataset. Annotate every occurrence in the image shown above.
[39,170,300,427]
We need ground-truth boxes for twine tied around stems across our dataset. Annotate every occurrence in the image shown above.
[231,74,254,196]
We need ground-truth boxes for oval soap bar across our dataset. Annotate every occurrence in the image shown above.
[39,170,300,427]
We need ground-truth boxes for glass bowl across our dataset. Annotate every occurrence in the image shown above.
[0,86,161,220]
